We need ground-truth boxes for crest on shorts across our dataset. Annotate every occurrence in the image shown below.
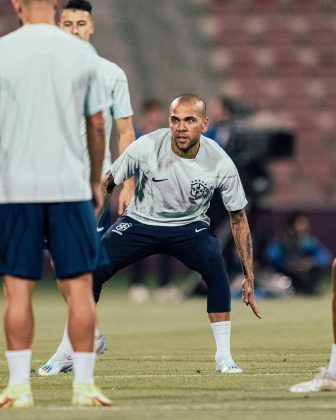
[115,222,132,232]
[190,179,210,199]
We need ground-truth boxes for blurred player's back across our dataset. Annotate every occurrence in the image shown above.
[0,25,102,203]
[0,0,110,408]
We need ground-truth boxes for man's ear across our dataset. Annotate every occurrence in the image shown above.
[202,118,209,133]
[11,0,22,15]
[53,0,61,11]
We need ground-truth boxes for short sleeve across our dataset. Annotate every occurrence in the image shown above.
[110,67,133,119]
[218,157,248,211]
[84,49,107,117]
[110,136,148,185]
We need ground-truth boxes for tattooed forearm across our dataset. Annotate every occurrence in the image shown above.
[97,171,116,219]
[229,209,254,283]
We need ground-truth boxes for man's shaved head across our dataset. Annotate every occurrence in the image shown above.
[170,94,207,119]
[169,93,209,159]
[11,0,60,22]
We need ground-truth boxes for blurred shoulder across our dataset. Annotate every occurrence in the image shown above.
[97,57,128,81]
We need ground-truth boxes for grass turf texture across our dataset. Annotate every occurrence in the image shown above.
[0,282,336,419]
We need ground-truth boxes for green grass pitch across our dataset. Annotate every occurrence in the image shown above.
[1,281,336,420]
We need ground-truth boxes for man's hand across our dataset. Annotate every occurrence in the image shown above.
[91,182,104,219]
[118,179,135,215]
[242,278,262,319]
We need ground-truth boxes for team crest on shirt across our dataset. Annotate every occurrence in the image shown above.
[112,222,132,236]
[115,222,132,232]
[190,179,211,199]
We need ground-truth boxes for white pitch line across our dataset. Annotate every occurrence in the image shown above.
[21,402,336,412]
[93,372,306,378]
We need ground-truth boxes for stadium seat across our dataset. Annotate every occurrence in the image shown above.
[204,0,336,207]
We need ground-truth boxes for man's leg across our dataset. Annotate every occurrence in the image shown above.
[39,278,105,375]
[3,277,35,350]
[290,259,336,393]
[39,216,157,376]
[0,203,45,409]
[56,273,111,406]
[57,275,96,353]
[168,223,241,373]
[0,277,35,408]
[327,258,336,375]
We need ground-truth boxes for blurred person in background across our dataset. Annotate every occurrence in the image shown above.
[266,212,332,295]
[206,95,250,157]
[128,99,181,303]
[205,95,271,226]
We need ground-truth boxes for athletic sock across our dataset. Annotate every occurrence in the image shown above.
[327,343,336,377]
[54,326,102,360]
[54,324,73,359]
[94,327,102,339]
[211,321,232,364]
[73,352,96,384]
[6,349,32,385]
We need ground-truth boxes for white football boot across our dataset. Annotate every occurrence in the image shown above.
[290,368,336,393]
[38,334,107,376]
[215,358,243,374]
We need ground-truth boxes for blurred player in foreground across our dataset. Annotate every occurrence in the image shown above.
[42,94,261,376]
[0,0,111,408]
[38,0,135,377]
[290,259,336,393]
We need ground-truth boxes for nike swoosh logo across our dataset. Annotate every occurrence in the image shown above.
[97,227,104,232]
[152,177,168,182]
[195,227,208,233]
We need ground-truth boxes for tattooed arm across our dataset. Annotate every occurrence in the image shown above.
[229,208,261,319]
[96,171,116,220]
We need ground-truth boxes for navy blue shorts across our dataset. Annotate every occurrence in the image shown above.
[96,205,112,237]
[0,201,108,280]
[94,216,231,313]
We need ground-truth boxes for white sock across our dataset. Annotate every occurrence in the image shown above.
[55,324,73,359]
[95,327,102,339]
[6,349,32,385]
[328,343,336,376]
[55,326,101,360]
[73,352,96,384]
[211,321,232,364]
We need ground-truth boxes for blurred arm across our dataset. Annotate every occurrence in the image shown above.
[115,116,136,214]
[86,111,106,215]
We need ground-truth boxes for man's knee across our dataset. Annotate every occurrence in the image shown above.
[197,249,225,278]
[58,273,93,300]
